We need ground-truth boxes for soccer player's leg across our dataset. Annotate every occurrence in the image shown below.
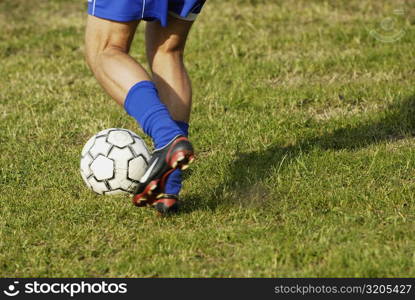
[85,16,147,104]
[85,15,194,208]
[145,14,195,213]
[146,14,194,123]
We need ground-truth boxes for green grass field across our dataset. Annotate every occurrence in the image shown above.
[1,0,415,277]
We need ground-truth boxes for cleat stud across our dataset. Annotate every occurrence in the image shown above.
[134,197,147,206]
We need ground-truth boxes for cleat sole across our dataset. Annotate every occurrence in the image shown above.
[169,151,195,170]
[132,180,159,207]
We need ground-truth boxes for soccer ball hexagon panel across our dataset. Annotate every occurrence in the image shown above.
[80,128,151,195]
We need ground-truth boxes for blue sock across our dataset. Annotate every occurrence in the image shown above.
[124,81,184,149]
[164,121,189,195]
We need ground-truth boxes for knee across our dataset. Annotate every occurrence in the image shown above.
[154,36,185,58]
[85,42,128,73]
[149,38,184,71]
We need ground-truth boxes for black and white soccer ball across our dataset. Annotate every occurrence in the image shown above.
[80,128,151,195]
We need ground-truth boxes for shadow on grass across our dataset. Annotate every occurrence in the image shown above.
[181,94,415,214]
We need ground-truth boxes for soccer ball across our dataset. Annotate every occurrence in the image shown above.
[80,128,151,195]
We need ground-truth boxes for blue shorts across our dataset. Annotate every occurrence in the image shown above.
[87,0,206,27]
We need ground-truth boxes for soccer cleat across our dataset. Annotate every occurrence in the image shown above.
[152,194,179,214]
[132,135,194,207]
